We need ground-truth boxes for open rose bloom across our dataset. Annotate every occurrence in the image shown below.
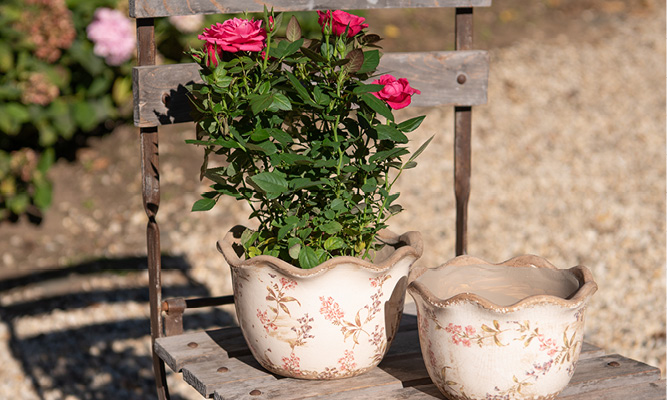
[316,10,369,37]
[371,74,422,110]
[198,18,267,53]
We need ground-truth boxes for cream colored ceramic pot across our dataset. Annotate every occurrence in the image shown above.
[218,226,423,379]
[408,255,597,400]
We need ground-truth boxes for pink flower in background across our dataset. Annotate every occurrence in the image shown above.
[86,8,136,66]
[169,14,204,33]
[371,74,421,110]
[198,18,267,53]
[317,10,368,38]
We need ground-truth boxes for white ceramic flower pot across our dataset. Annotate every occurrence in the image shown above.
[408,255,597,400]
[218,226,423,379]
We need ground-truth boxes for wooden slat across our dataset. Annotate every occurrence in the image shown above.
[213,353,430,400]
[559,353,662,397]
[133,50,489,127]
[130,0,492,18]
[559,380,666,400]
[154,326,249,372]
[182,355,277,397]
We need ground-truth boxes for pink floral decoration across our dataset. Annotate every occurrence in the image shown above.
[319,296,344,322]
[86,8,136,66]
[316,10,368,38]
[198,18,267,53]
[371,74,421,110]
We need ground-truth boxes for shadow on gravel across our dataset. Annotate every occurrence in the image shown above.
[0,255,234,400]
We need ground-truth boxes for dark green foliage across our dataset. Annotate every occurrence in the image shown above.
[187,9,430,268]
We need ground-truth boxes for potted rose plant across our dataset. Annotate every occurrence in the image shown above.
[187,8,430,379]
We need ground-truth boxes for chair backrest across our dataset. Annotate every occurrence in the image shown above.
[131,1,490,127]
[130,2,490,399]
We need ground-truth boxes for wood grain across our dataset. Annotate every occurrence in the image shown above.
[213,353,430,400]
[558,380,666,400]
[154,327,249,372]
[133,50,489,127]
[130,0,492,18]
[182,356,277,397]
[559,353,662,397]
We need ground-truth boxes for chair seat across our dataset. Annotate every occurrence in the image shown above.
[154,309,665,399]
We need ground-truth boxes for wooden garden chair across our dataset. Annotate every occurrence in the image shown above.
[129,1,665,399]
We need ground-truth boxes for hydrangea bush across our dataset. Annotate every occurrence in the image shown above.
[187,9,431,268]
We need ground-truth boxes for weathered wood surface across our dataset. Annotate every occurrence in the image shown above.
[132,50,489,127]
[153,308,665,400]
[129,0,492,18]
[559,380,666,400]
[558,353,662,397]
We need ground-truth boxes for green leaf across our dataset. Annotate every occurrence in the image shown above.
[330,198,346,211]
[192,197,216,211]
[7,193,28,214]
[357,50,380,74]
[397,115,426,133]
[376,125,408,143]
[320,221,342,235]
[298,246,319,269]
[285,71,314,104]
[251,129,271,141]
[249,93,274,114]
[369,147,409,163]
[408,135,435,163]
[300,46,326,63]
[324,237,345,251]
[272,92,292,111]
[250,171,288,194]
[352,84,385,94]
[37,148,55,174]
[286,15,302,42]
[284,39,304,58]
[246,141,277,155]
[269,129,292,146]
[361,177,378,193]
[360,93,394,121]
[33,180,52,209]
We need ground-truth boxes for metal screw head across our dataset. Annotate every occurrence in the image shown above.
[249,389,262,396]
[187,342,198,348]
[607,361,621,367]
[217,367,229,373]
[457,74,467,85]
[162,93,170,106]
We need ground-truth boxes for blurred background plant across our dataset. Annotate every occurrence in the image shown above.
[0,0,328,223]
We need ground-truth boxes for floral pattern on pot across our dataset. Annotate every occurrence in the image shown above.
[408,255,597,400]
[220,227,423,379]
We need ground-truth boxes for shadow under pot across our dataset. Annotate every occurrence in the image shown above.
[408,255,597,400]
[218,225,423,380]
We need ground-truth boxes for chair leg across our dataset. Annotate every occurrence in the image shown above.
[142,126,170,400]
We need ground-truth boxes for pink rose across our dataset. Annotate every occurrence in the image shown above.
[317,10,368,38]
[371,74,421,110]
[198,18,267,53]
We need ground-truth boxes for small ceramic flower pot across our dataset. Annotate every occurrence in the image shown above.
[218,226,423,379]
[408,255,597,400]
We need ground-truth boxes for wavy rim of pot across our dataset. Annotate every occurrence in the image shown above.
[217,225,423,278]
[408,254,598,312]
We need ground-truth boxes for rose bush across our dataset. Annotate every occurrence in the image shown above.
[186,9,430,268]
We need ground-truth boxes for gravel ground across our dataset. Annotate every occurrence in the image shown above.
[0,4,664,399]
